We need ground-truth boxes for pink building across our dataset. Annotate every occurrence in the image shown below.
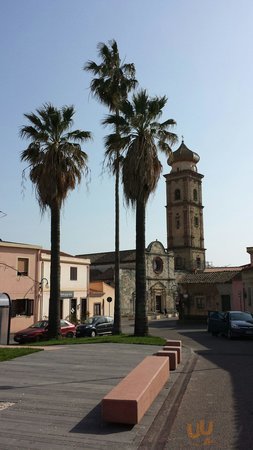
[0,240,92,333]
[0,241,41,333]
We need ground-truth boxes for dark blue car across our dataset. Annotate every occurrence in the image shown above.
[208,310,253,339]
[75,316,114,338]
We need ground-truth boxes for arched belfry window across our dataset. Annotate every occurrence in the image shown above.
[193,189,198,201]
[175,189,181,200]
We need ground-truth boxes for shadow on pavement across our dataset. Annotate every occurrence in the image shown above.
[177,328,253,449]
[70,403,133,435]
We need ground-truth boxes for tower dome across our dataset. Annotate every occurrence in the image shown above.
[168,140,200,172]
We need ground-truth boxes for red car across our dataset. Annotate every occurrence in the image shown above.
[14,319,76,343]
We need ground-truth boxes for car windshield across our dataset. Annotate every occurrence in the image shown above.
[30,321,48,328]
[230,312,253,321]
[84,317,99,325]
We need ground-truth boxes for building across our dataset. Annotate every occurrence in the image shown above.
[39,250,90,323]
[0,240,91,332]
[89,281,115,317]
[164,140,205,272]
[0,240,41,332]
[164,141,247,319]
[177,267,243,318]
[241,247,253,313]
[77,240,177,317]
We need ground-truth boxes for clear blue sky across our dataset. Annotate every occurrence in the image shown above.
[1,0,253,266]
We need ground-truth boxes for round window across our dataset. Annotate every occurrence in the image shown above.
[153,257,163,274]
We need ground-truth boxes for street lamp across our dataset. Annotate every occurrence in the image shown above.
[39,278,49,288]
[38,278,49,320]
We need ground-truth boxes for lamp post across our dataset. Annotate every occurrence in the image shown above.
[39,278,49,320]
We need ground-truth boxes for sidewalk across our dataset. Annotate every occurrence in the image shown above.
[0,341,192,450]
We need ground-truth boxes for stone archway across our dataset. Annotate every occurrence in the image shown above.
[149,282,167,314]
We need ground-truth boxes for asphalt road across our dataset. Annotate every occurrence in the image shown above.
[147,318,253,450]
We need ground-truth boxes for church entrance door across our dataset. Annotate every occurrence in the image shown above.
[155,295,162,313]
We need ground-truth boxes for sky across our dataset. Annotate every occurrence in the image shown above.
[1,0,253,266]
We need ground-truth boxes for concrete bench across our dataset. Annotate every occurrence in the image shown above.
[155,350,178,370]
[163,346,181,364]
[101,355,169,425]
[165,339,182,347]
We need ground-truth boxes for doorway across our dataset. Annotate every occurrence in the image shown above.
[155,295,162,313]
[221,295,231,311]
[81,298,87,320]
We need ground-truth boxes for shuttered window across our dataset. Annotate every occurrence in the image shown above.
[70,267,77,280]
[17,258,29,276]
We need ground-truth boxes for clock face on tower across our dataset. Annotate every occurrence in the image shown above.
[153,257,163,274]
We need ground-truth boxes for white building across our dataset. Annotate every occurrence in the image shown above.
[39,250,90,322]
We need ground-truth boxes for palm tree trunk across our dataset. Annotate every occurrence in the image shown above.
[113,150,121,334]
[134,200,148,336]
[48,201,61,339]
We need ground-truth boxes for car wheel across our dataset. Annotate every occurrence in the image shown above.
[66,332,74,338]
[90,330,96,338]
[35,335,42,343]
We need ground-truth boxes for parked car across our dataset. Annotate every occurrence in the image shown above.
[76,316,114,338]
[208,310,253,338]
[14,319,76,343]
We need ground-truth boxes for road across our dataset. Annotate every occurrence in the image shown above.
[144,318,253,449]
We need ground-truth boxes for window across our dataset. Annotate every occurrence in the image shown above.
[194,216,199,227]
[195,296,205,309]
[94,303,101,315]
[11,299,34,317]
[196,257,201,269]
[17,258,29,276]
[193,189,198,201]
[70,267,77,280]
[153,257,163,274]
[174,189,181,200]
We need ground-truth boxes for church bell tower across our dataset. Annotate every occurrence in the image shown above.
[164,140,205,272]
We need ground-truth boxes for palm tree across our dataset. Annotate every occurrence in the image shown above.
[84,40,137,334]
[103,90,177,336]
[20,103,91,339]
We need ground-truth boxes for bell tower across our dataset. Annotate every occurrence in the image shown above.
[164,140,205,272]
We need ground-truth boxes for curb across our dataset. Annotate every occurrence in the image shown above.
[137,347,198,449]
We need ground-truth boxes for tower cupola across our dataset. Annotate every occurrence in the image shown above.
[168,140,200,173]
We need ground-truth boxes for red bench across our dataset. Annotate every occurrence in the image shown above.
[163,346,181,364]
[165,339,182,347]
[102,355,169,425]
[155,350,178,370]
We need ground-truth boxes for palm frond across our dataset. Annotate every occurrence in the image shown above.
[20,103,91,212]
[65,130,92,142]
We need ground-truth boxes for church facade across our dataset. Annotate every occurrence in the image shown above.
[78,139,211,317]
[77,240,177,317]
